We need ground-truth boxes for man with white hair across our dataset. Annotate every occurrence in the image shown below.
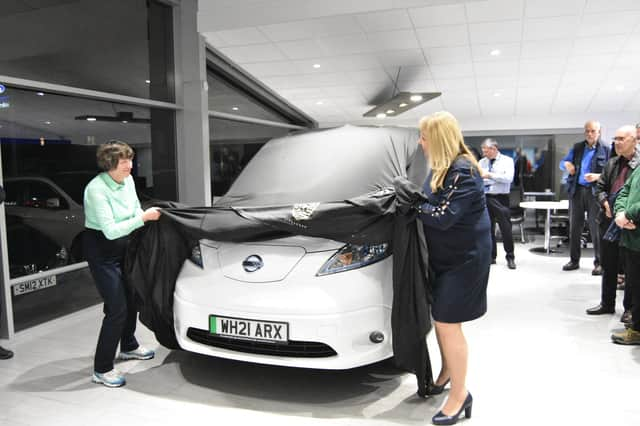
[587,125,638,322]
[559,120,610,274]
[611,123,640,345]
[479,138,516,269]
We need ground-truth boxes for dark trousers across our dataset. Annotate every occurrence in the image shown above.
[599,221,632,310]
[569,186,600,265]
[486,194,514,260]
[83,230,139,373]
[623,248,640,331]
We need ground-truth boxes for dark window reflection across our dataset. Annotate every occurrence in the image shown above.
[1,86,177,278]
[0,0,174,102]
[210,118,290,197]
[11,267,100,332]
[208,72,290,122]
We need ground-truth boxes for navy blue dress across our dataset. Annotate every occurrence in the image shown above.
[419,156,491,323]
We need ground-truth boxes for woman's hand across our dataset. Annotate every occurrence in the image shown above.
[615,211,630,228]
[142,207,161,222]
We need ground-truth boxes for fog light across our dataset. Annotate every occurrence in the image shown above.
[369,331,384,344]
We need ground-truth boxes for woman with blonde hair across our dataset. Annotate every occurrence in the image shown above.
[417,111,491,425]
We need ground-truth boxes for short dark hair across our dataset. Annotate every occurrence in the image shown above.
[96,140,134,171]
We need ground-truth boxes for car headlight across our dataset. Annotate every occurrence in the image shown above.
[316,243,390,276]
[189,243,204,268]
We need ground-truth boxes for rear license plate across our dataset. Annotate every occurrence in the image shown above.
[209,315,289,343]
[13,275,57,296]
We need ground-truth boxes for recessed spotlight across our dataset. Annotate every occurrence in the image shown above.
[386,109,395,114]
[145,79,151,84]
[44,121,51,125]
[410,94,423,102]
[490,49,501,56]
[36,92,45,96]
[232,106,239,111]
[316,101,324,105]
[493,92,502,97]
[86,117,97,121]
[616,85,625,91]
[399,103,408,108]
[376,113,387,119]
[313,64,321,69]
[121,120,128,124]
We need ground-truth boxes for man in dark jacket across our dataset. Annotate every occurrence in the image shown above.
[559,121,610,274]
[0,184,14,360]
[587,126,638,321]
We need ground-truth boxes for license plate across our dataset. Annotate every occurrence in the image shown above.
[13,275,57,296]
[209,315,289,343]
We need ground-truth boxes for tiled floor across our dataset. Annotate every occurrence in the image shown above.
[1,242,639,426]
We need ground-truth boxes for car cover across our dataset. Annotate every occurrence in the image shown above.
[124,125,435,395]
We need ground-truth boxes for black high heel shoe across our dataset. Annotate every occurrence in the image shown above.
[417,378,450,398]
[431,392,473,425]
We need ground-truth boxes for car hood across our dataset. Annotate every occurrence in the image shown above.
[201,236,343,284]
[201,235,344,252]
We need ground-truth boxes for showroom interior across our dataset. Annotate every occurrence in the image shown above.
[0,0,639,425]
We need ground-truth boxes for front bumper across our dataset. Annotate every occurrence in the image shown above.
[174,293,393,369]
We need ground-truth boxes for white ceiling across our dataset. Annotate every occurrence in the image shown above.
[199,0,640,132]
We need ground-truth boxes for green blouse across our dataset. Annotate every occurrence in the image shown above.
[83,173,144,240]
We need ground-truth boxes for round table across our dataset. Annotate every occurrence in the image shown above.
[519,200,569,254]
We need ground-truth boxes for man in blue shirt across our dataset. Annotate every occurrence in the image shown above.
[479,139,516,269]
[559,121,610,274]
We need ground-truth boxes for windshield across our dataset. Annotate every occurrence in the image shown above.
[215,125,426,207]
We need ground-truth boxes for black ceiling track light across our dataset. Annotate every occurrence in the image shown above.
[74,111,150,124]
[363,68,441,118]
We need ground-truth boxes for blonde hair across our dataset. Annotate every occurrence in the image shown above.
[419,111,479,192]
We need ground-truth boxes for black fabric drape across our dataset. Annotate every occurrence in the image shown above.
[123,125,435,393]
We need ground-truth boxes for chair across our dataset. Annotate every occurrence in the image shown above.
[550,207,570,248]
[509,187,527,243]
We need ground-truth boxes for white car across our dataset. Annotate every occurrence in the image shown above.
[173,125,425,369]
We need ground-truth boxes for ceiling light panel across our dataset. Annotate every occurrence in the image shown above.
[363,92,441,118]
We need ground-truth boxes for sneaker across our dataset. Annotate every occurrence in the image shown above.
[592,265,603,276]
[92,369,126,387]
[611,328,640,345]
[118,346,155,361]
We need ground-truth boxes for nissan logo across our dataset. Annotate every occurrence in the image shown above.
[242,255,263,273]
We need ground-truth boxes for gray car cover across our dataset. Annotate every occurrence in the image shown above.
[124,125,435,395]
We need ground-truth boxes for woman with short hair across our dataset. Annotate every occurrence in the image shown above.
[417,112,491,425]
[83,140,161,387]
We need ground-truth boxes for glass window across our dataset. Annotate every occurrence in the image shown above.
[1,86,177,279]
[11,268,100,332]
[0,0,174,102]
[210,118,290,198]
[208,72,290,122]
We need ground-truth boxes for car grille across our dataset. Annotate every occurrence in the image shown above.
[186,328,337,358]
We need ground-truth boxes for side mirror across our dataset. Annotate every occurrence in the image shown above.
[46,197,61,209]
